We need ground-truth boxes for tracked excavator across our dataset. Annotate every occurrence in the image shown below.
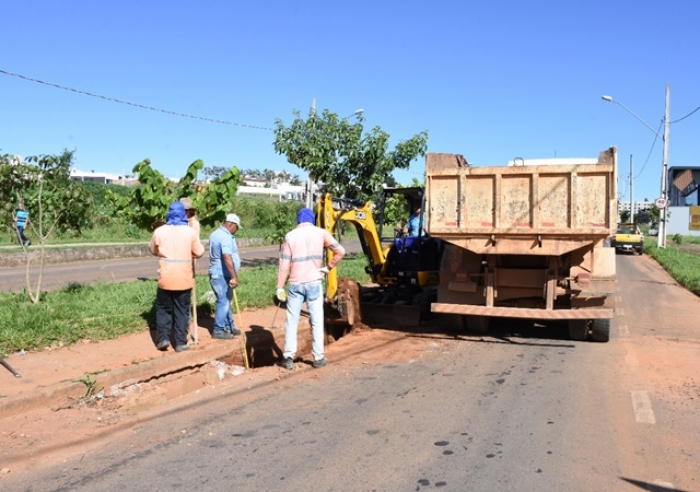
[317,188,443,328]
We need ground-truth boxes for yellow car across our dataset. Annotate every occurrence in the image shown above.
[613,223,644,255]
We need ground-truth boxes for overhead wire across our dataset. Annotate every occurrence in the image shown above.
[0,68,275,131]
[632,119,664,180]
[670,106,700,124]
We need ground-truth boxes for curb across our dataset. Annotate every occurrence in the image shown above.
[0,338,250,419]
[0,238,265,268]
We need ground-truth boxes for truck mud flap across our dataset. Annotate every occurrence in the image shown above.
[360,303,422,328]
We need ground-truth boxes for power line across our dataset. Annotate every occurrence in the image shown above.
[0,68,275,131]
[634,119,664,180]
[670,105,700,124]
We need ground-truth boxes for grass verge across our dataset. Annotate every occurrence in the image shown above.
[644,241,700,296]
[0,254,371,357]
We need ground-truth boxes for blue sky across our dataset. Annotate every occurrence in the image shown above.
[1,0,698,203]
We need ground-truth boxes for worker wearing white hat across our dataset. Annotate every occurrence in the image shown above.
[208,213,242,339]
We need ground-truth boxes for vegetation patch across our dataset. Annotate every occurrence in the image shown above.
[645,239,700,295]
[0,254,371,357]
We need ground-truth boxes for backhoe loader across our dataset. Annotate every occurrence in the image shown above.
[317,189,443,328]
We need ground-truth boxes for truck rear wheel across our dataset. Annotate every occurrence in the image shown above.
[568,320,589,341]
[466,315,490,333]
[590,319,611,342]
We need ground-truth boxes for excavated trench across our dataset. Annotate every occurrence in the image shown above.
[92,279,370,414]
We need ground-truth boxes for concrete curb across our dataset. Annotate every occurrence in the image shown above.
[0,238,265,268]
[0,339,250,419]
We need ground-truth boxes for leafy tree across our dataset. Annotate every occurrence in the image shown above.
[0,149,94,303]
[619,209,631,223]
[202,166,229,180]
[106,159,242,230]
[290,174,302,186]
[273,109,428,200]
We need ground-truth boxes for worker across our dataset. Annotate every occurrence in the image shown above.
[208,213,242,339]
[179,197,201,238]
[276,207,346,370]
[406,203,424,237]
[149,201,204,352]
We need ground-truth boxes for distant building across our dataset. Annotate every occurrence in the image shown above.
[667,166,700,207]
[618,200,655,217]
[70,168,126,185]
[242,177,267,188]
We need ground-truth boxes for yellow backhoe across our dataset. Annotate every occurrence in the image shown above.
[317,189,443,328]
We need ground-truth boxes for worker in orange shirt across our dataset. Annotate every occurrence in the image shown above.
[149,201,204,352]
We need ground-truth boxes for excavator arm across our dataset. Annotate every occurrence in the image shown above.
[317,193,389,301]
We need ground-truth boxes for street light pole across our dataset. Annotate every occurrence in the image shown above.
[601,86,670,248]
[660,84,670,248]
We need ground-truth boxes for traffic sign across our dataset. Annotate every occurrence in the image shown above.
[654,196,668,209]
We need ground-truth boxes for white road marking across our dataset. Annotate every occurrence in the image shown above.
[619,325,629,337]
[616,307,625,316]
[630,390,656,424]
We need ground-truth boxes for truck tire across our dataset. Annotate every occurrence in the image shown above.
[445,314,467,332]
[590,318,611,342]
[568,320,589,341]
[466,315,490,333]
[636,247,643,255]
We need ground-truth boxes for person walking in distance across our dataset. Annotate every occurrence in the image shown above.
[276,207,346,369]
[149,201,204,352]
[208,213,242,339]
[14,202,31,247]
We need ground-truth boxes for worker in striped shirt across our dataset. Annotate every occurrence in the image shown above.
[276,207,345,370]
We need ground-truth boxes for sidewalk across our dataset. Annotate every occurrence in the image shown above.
[0,305,294,419]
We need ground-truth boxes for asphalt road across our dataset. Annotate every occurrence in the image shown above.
[5,252,699,491]
[0,239,363,293]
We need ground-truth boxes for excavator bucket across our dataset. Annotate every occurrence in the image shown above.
[324,278,423,332]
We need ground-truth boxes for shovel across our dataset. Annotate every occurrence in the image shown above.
[1,358,21,378]
[232,290,250,369]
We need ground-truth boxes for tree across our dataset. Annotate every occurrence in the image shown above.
[106,159,242,230]
[0,149,94,303]
[273,109,428,200]
[619,209,631,223]
[202,166,229,180]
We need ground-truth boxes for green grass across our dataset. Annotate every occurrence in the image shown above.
[0,253,371,357]
[644,241,700,295]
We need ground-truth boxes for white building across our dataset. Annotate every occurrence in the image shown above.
[618,200,655,217]
[70,168,125,185]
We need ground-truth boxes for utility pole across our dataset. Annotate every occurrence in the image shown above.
[658,84,670,248]
[305,98,316,209]
[630,154,634,223]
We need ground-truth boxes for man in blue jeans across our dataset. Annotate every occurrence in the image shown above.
[14,203,31,247]
[208,213,242,339]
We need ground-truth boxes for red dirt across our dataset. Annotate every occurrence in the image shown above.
[0,304,434,476]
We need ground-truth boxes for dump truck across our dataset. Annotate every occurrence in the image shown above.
[425,147,617,342]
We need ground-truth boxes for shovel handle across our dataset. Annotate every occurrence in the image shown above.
[0,358,22,378]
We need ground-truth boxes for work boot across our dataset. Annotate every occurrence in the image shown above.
[156,340,170,351]
[312,357,329,368]
[212,332,234,340]
[280,357,295,370]
[230,329,241,336]
[174,344,190,352]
